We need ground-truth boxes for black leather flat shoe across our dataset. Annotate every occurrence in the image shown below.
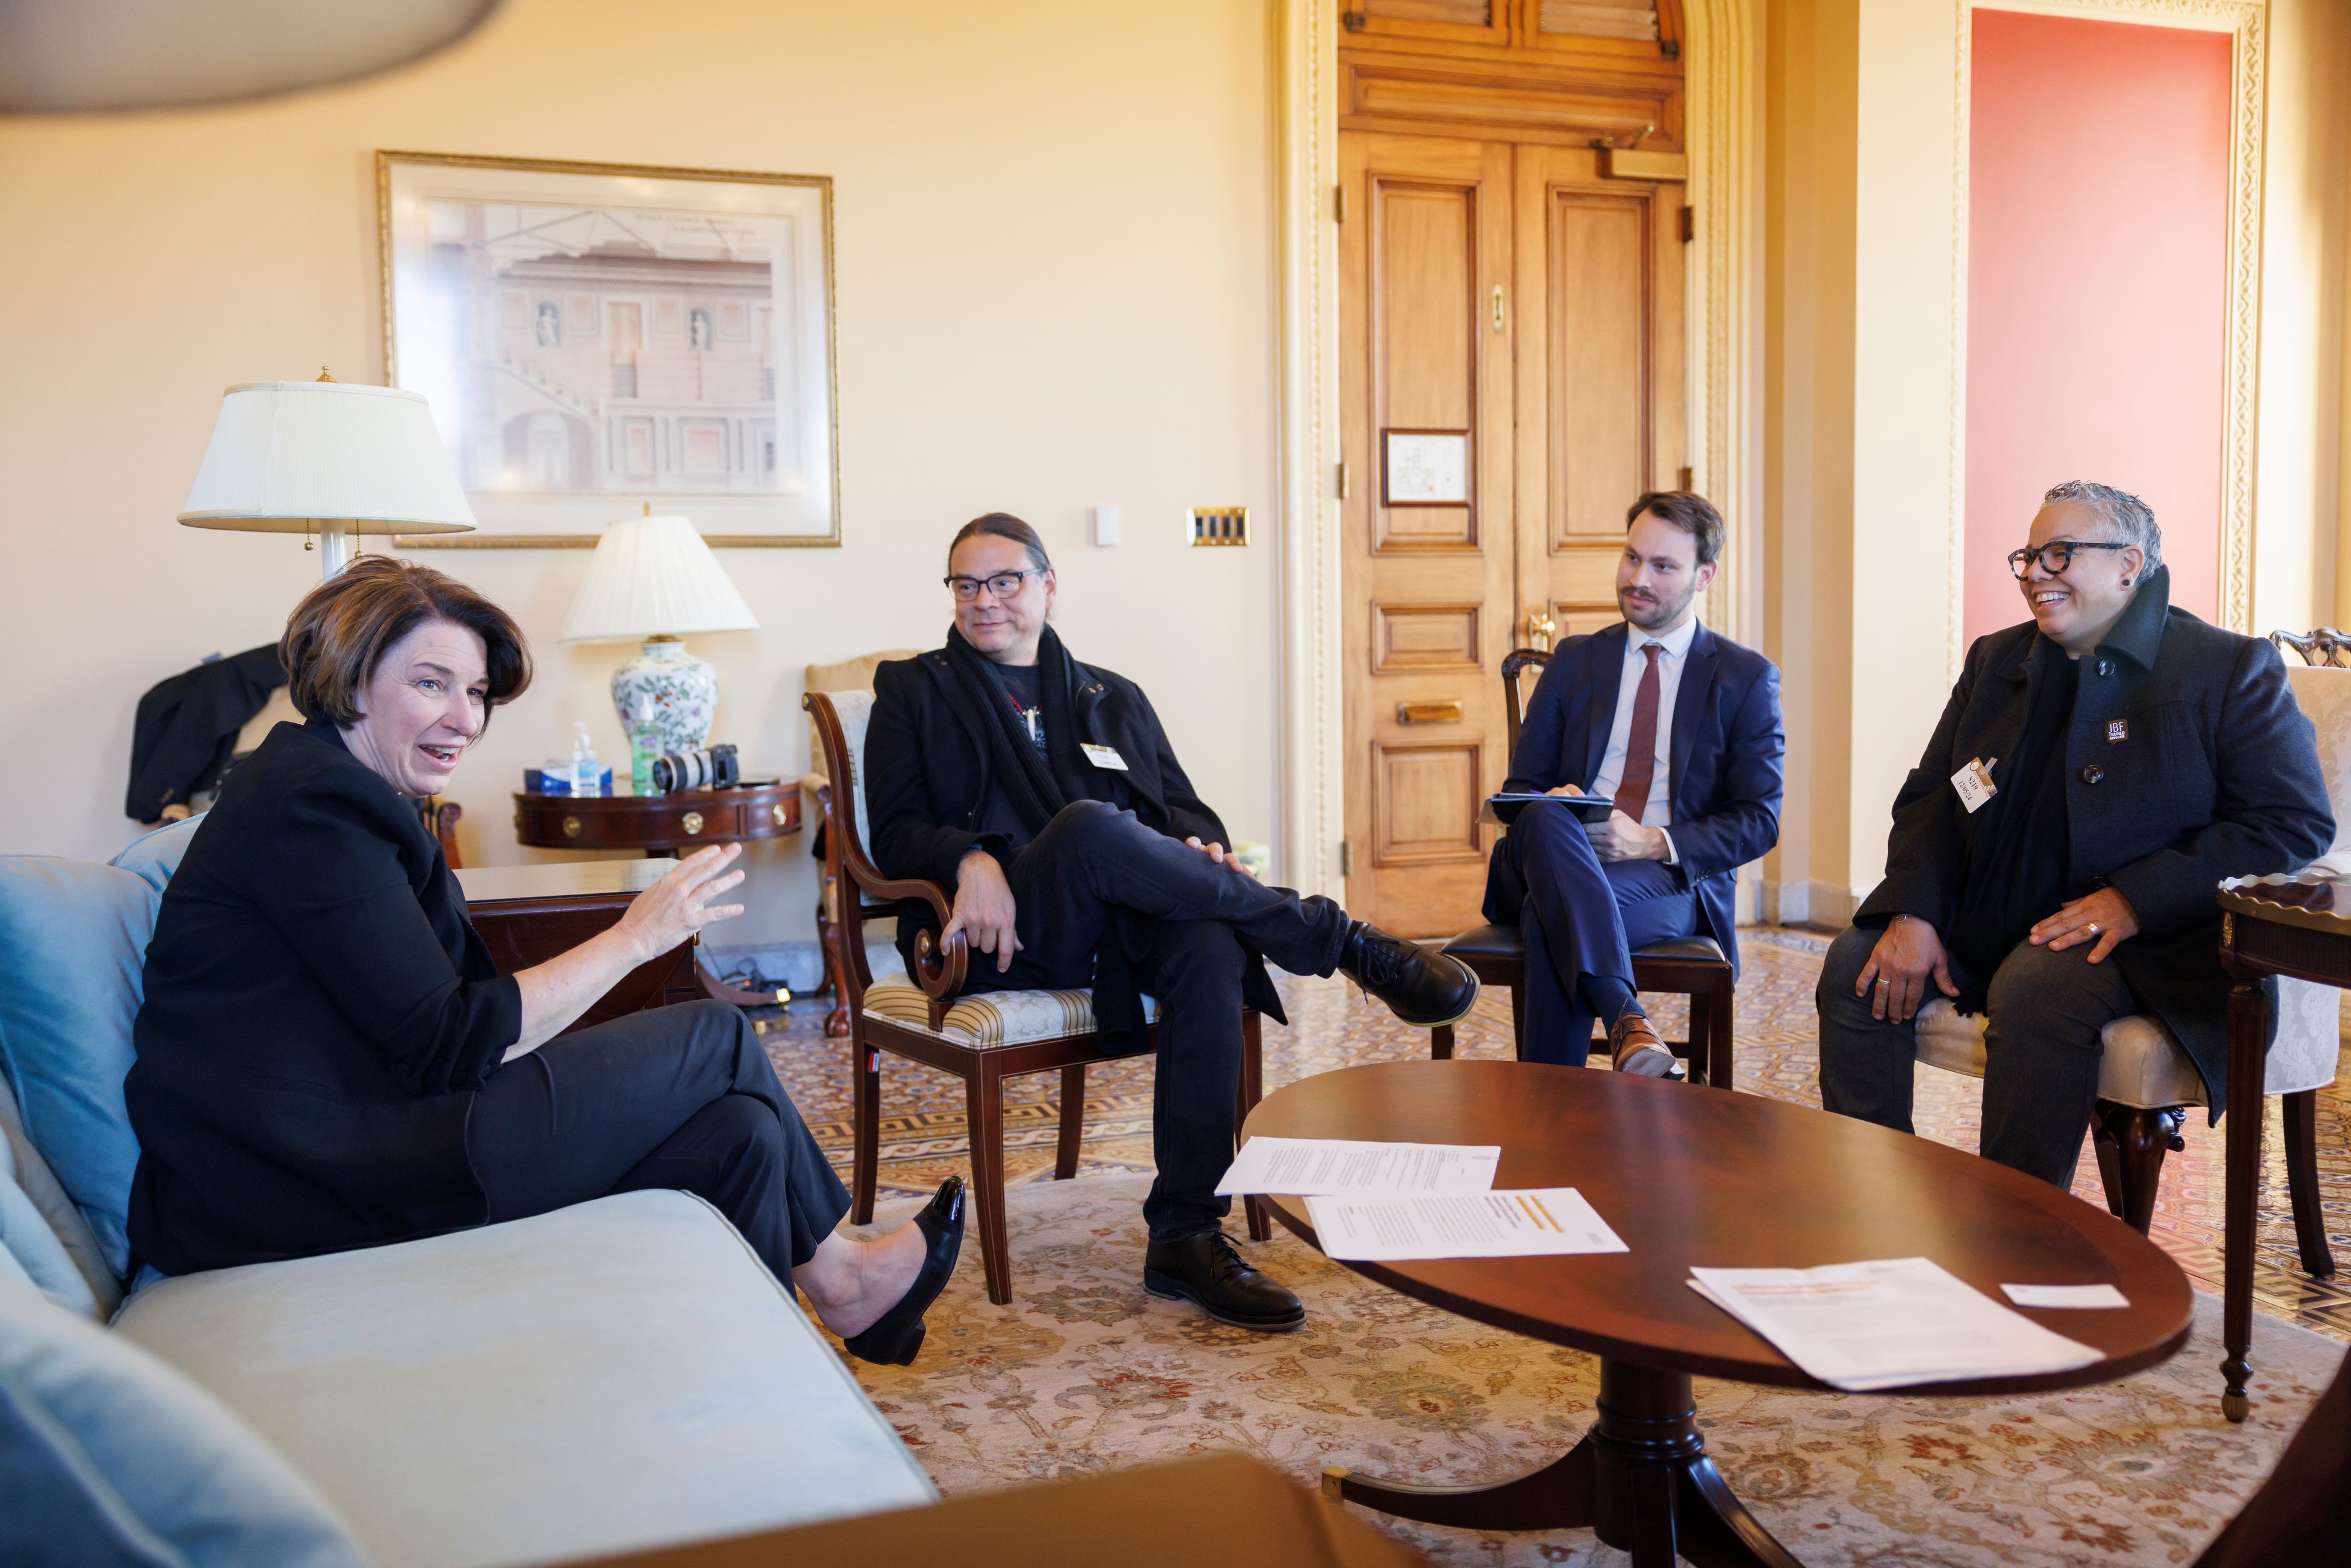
[842,1176,965,1366]
[1144,1229,1305,1332]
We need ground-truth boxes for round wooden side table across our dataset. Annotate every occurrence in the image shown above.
[512,781,802,1003]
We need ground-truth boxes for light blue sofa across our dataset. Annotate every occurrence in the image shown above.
[0,820,934,1568]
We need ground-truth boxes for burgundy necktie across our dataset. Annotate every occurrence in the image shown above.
[1612,643,1663,821]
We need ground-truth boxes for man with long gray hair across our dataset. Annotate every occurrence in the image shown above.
[1816,481,2331,1187]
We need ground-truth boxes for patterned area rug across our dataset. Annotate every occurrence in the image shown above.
[842,1172,2343,1568]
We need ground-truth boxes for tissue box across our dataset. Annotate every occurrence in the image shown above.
[527,765,613,796]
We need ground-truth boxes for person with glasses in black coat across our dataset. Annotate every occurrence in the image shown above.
[863,513,1479,1333]
[1817,481,2333,1188]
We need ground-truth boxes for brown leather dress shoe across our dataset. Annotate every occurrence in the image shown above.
[1608,1013,1687,1080]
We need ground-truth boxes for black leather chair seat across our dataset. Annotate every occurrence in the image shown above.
[1441,924,1725,966]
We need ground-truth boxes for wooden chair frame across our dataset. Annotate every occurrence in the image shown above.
[802,692,1270,1306]
[1429,647,1737,1086]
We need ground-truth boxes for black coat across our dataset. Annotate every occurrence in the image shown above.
[1854,568,2333,1121]
[864,643,1288,1040]
[1485,621,1786,975]
[125,644,285,823]
[125,719,521,1275]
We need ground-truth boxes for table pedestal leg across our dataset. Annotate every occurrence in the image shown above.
[2221,974,2268,1424]
[1322,1359,1802,1566]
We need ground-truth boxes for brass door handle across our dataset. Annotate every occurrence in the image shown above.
[1397,699,1464,725]
[1522,609,1558,653]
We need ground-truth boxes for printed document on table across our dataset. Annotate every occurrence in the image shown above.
[1688,1258,2099,1392]
[1215,1137,1501,1197]
[1305,1188,1627,1261]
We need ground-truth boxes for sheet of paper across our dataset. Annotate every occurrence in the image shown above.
[1688,1258,2099,1392]
[1305,1188,1627,1261]
[1215,1137,1500,1198]
[2001,1283,2129,1310]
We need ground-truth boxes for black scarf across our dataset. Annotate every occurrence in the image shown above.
[1948,640,2082,1010]
[943,626,1112,840]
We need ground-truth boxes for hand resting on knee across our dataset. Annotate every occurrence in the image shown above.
[1855,914,1960,1023]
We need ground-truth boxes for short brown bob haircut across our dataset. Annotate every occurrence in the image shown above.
[280,556,531,728]
[1625,489,1725,568]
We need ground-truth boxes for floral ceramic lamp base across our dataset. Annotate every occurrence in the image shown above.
[610,636,718,758]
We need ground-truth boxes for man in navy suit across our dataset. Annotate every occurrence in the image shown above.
[1484,492,1785,1073]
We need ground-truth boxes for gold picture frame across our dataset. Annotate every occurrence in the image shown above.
[377,149,842,549]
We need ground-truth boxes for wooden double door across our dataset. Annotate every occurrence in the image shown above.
[1340,131,1685,936]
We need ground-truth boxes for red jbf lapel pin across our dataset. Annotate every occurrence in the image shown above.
[2106,719,2128,744]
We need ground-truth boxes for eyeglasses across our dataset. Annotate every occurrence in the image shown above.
[2007,541,2130,580]
[944,568,1047,602]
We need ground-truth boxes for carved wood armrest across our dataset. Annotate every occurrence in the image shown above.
[844,863,967,1000]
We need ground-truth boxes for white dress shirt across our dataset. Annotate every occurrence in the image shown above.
[1588,613,1697,863]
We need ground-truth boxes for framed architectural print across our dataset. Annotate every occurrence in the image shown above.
[378,151,840,547]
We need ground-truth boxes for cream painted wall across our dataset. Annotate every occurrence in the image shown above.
[0,0,1284,949]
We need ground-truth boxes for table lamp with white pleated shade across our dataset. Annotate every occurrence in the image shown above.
[560,508,759,756]
[178,375,475,576]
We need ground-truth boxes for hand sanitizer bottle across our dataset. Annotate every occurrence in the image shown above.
[570,722,602,797]
[629,698,659,793]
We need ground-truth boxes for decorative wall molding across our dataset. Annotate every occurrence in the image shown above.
[1273,0,1343,896]
[1957,0,2268,642]
[1684,0,1761,648]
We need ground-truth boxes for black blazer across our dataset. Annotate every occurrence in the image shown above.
[1484,621,1786,975]
[1854,567,2332,1120]
[864,645,1287,1037]
[124,719,521,1275]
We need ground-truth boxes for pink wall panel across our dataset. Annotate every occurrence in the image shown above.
[1964,9,2230,645]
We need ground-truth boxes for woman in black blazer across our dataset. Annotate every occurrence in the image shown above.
[124,558,959,1364]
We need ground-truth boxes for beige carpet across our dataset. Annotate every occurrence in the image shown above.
[837,1172,2344,1568]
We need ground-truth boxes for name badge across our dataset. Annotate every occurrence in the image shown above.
[1952,756,1998,814]
[1081,743,1130,771]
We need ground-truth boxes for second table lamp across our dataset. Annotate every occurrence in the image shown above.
[558,508,759,758]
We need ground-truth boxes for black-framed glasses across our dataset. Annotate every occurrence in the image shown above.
[2007,541,2129,579]
[944,568,1047,602]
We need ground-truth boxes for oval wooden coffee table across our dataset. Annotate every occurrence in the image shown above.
[1246,1060,2194,1567]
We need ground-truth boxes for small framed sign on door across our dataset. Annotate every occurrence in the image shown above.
[1381,429,1471,506]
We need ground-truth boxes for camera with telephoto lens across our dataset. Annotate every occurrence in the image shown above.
[649,743,739,795]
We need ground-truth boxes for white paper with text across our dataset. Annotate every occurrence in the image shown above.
[1305,1188,1626,1261]
[1215,1137,1501,1197]
[1689,1258,2099,1392]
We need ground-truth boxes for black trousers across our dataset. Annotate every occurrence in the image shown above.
[467,999,850,1281]
[968,801,1353,1242]
[1816,925,2137,1188]
[1502,801,1699,1065]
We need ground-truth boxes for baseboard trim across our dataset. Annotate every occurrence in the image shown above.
[1757,879,1861,932]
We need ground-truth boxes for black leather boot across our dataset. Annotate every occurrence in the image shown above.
[1144,1230,1305,1331]
[1340,921,1480,1027]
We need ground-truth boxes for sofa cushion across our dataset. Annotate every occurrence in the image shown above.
[0,856,167,1280]
[108,818,204,898]
[115,1190,935,1568]
[0,1274,365,1568]
[0,1076,116,1319]
[863,982,1158,1049]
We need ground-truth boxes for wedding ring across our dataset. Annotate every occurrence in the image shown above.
[2087,922,2102,936]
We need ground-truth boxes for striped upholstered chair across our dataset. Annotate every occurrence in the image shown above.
[802,689,1270,1305]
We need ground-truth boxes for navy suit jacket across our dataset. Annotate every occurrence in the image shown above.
[1482,621,1785,975]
